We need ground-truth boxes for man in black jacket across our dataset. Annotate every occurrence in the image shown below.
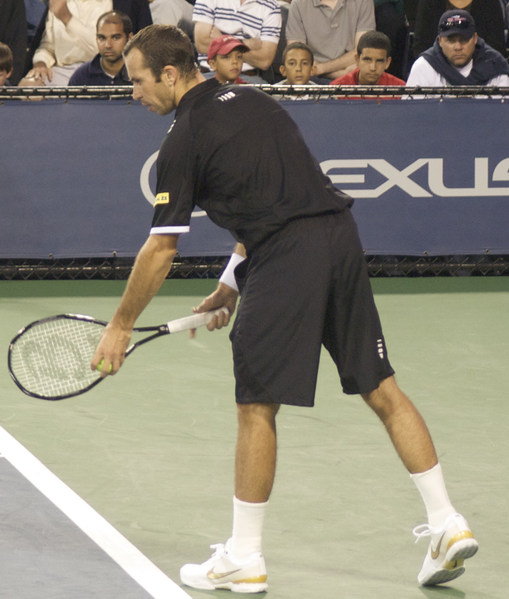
[407,10,509,87]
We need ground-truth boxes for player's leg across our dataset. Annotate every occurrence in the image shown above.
[361,375,437,474]
[362,376,478,586]
[181,216,330,593]
[235,402,279,503]
[230,402,279,567]
[325,209,478,587]
[180,402,278,593]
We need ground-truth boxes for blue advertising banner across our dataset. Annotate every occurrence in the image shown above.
[1,97,508,258]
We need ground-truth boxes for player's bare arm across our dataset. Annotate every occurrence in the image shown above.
[91,234,178,375]
[192,243,246,333]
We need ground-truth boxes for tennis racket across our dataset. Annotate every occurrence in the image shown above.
[8,308,229,401]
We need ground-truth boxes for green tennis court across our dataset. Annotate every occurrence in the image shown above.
[0,278,507,599]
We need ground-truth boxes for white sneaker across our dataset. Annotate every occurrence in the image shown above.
[413,512,479,586]
[180,540,268,593]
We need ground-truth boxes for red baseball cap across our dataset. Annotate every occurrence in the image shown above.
[207,35,249,61]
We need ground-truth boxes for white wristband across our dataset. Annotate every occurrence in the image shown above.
[219,252,246,292]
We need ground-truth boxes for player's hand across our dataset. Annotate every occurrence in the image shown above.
[90,323,132,377]
[25,62,52,83]
[190,282,238,336]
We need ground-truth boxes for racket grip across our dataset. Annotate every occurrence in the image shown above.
[167,307,230,334]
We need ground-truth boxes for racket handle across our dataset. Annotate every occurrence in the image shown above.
[167,307,230,334]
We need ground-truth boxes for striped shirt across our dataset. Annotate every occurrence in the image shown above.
[193,0,281,69]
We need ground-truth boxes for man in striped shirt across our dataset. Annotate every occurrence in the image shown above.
[192,0,281,82]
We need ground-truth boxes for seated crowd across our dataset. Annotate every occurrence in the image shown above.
[1,0,508,91]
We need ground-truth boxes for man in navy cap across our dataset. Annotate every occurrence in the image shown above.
[406,9,509,87]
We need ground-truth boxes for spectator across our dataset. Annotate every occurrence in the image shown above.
[273,41,317,100]
[278,41,316,85]
[413,0,506,60]
[406,10,509,87]
[330,30,406,85]
[22,0,152,86]
[207,35,249,84]
[68,11,133,86]
[285,0,375,82]
[0,42,13,85]
[192,0,281,83]
[0,0,28,85]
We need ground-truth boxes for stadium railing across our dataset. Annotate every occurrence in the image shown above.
[1,85,508,280]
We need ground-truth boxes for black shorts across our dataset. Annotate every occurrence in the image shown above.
[230,209,395,406]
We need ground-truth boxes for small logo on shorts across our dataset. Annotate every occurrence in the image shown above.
[377,339,384,359]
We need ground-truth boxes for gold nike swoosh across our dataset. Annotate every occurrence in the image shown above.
[431,533,446,560]
[207,567,242,580]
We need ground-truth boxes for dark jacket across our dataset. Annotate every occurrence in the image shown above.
[421,37,509,85]
[0,0,28,84]
[413,0,507,59]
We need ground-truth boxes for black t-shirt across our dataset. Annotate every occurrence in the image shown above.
[151,78,352,253]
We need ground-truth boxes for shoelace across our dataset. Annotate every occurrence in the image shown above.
[412,524,434,544]
[208,543,226,559]
[412,513,459,544]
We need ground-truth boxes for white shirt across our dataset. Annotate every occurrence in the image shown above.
[149,0,193,26]
[192,0,281,69]
[406,55,509,88]
[34,0,113,68]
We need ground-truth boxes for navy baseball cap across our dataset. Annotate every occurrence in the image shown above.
[438,10,476,39]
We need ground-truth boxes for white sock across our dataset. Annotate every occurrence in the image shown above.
[410,463,456,528]
[230,496,268,560]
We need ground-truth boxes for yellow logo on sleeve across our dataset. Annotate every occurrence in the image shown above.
[155,192,170,205]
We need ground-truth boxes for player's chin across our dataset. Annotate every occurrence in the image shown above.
[151,105,170,115]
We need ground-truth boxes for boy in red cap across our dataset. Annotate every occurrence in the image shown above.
[207,35,249,84]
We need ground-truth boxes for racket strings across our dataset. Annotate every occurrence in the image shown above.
[10,319,104,398]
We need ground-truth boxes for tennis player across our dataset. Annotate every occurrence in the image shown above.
[91,24,478,593]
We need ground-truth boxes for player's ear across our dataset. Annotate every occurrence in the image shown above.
[162,65,177,86]
[354,53,360,67]
[384,55,392,71]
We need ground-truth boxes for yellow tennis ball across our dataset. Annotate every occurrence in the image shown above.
[97,359,113,374]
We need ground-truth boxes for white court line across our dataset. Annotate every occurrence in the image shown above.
[0,426,191,599]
